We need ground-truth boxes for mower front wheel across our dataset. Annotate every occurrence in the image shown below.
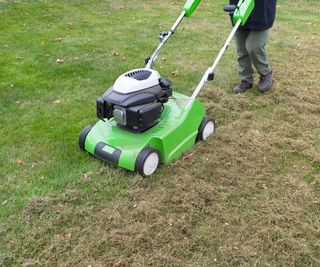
[136,148,160,177]
[197,116,216,142]
[79,125,93,151]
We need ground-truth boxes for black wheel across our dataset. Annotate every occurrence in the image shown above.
[196,116,216,142]
[135,147,160,177]
[79,125,93,151]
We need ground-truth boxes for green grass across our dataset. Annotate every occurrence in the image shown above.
[1,0,320,266]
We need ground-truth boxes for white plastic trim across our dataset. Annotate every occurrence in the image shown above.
[113,68,160,94]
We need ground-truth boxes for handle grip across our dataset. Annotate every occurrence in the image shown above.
[233,0,255,25]
[183,0,201,17]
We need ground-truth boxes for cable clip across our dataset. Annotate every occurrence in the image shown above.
[207,72,215,81]
[159,31,169,41]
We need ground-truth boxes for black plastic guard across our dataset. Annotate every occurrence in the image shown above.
[94,142,121,165]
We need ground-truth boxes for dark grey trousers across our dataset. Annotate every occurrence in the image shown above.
[235,29,272,83]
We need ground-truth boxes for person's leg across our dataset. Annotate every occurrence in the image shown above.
[246,30,273,92]
[235,29,254,84]
[245,30,271,76]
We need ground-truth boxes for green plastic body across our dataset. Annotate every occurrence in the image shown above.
[183,0,201,17]
[233,0,255,25]
[85,93,206,171]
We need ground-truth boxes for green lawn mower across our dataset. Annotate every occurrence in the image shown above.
[79,0,255,176]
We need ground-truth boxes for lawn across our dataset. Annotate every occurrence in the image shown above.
[0,0,319,266]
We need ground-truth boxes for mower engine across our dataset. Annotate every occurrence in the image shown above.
[96,69,172,132]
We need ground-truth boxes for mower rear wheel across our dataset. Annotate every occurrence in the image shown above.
[197,116,216,142]
[79,125,93,151]
[136,148,160,177]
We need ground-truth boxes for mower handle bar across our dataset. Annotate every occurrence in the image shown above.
[145,11,186,69]
[185,0,255,109]
[186,19,242,109]
[145,0,201,69]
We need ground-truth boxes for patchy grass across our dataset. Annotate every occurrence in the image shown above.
[0,0,319,266]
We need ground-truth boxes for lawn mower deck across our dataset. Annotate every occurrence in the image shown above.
[80,92,208,176]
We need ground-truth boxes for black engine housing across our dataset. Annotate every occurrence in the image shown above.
[96,77,172,132]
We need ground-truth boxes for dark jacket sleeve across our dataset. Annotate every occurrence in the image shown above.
[229,0,277,30]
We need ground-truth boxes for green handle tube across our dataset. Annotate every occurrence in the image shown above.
[183,0,201,17]
[233,0,255,25]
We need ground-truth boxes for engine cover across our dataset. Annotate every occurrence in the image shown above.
[113,69,161,94]
[96,69,172,132]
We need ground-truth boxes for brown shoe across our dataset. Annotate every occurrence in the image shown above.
[233,80,253,94]
[259,69,273,93]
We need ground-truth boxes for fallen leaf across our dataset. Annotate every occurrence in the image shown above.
[54,99,62,104]
[17,159,24,166]
[56,58,64,64]
[170,70,179,77]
